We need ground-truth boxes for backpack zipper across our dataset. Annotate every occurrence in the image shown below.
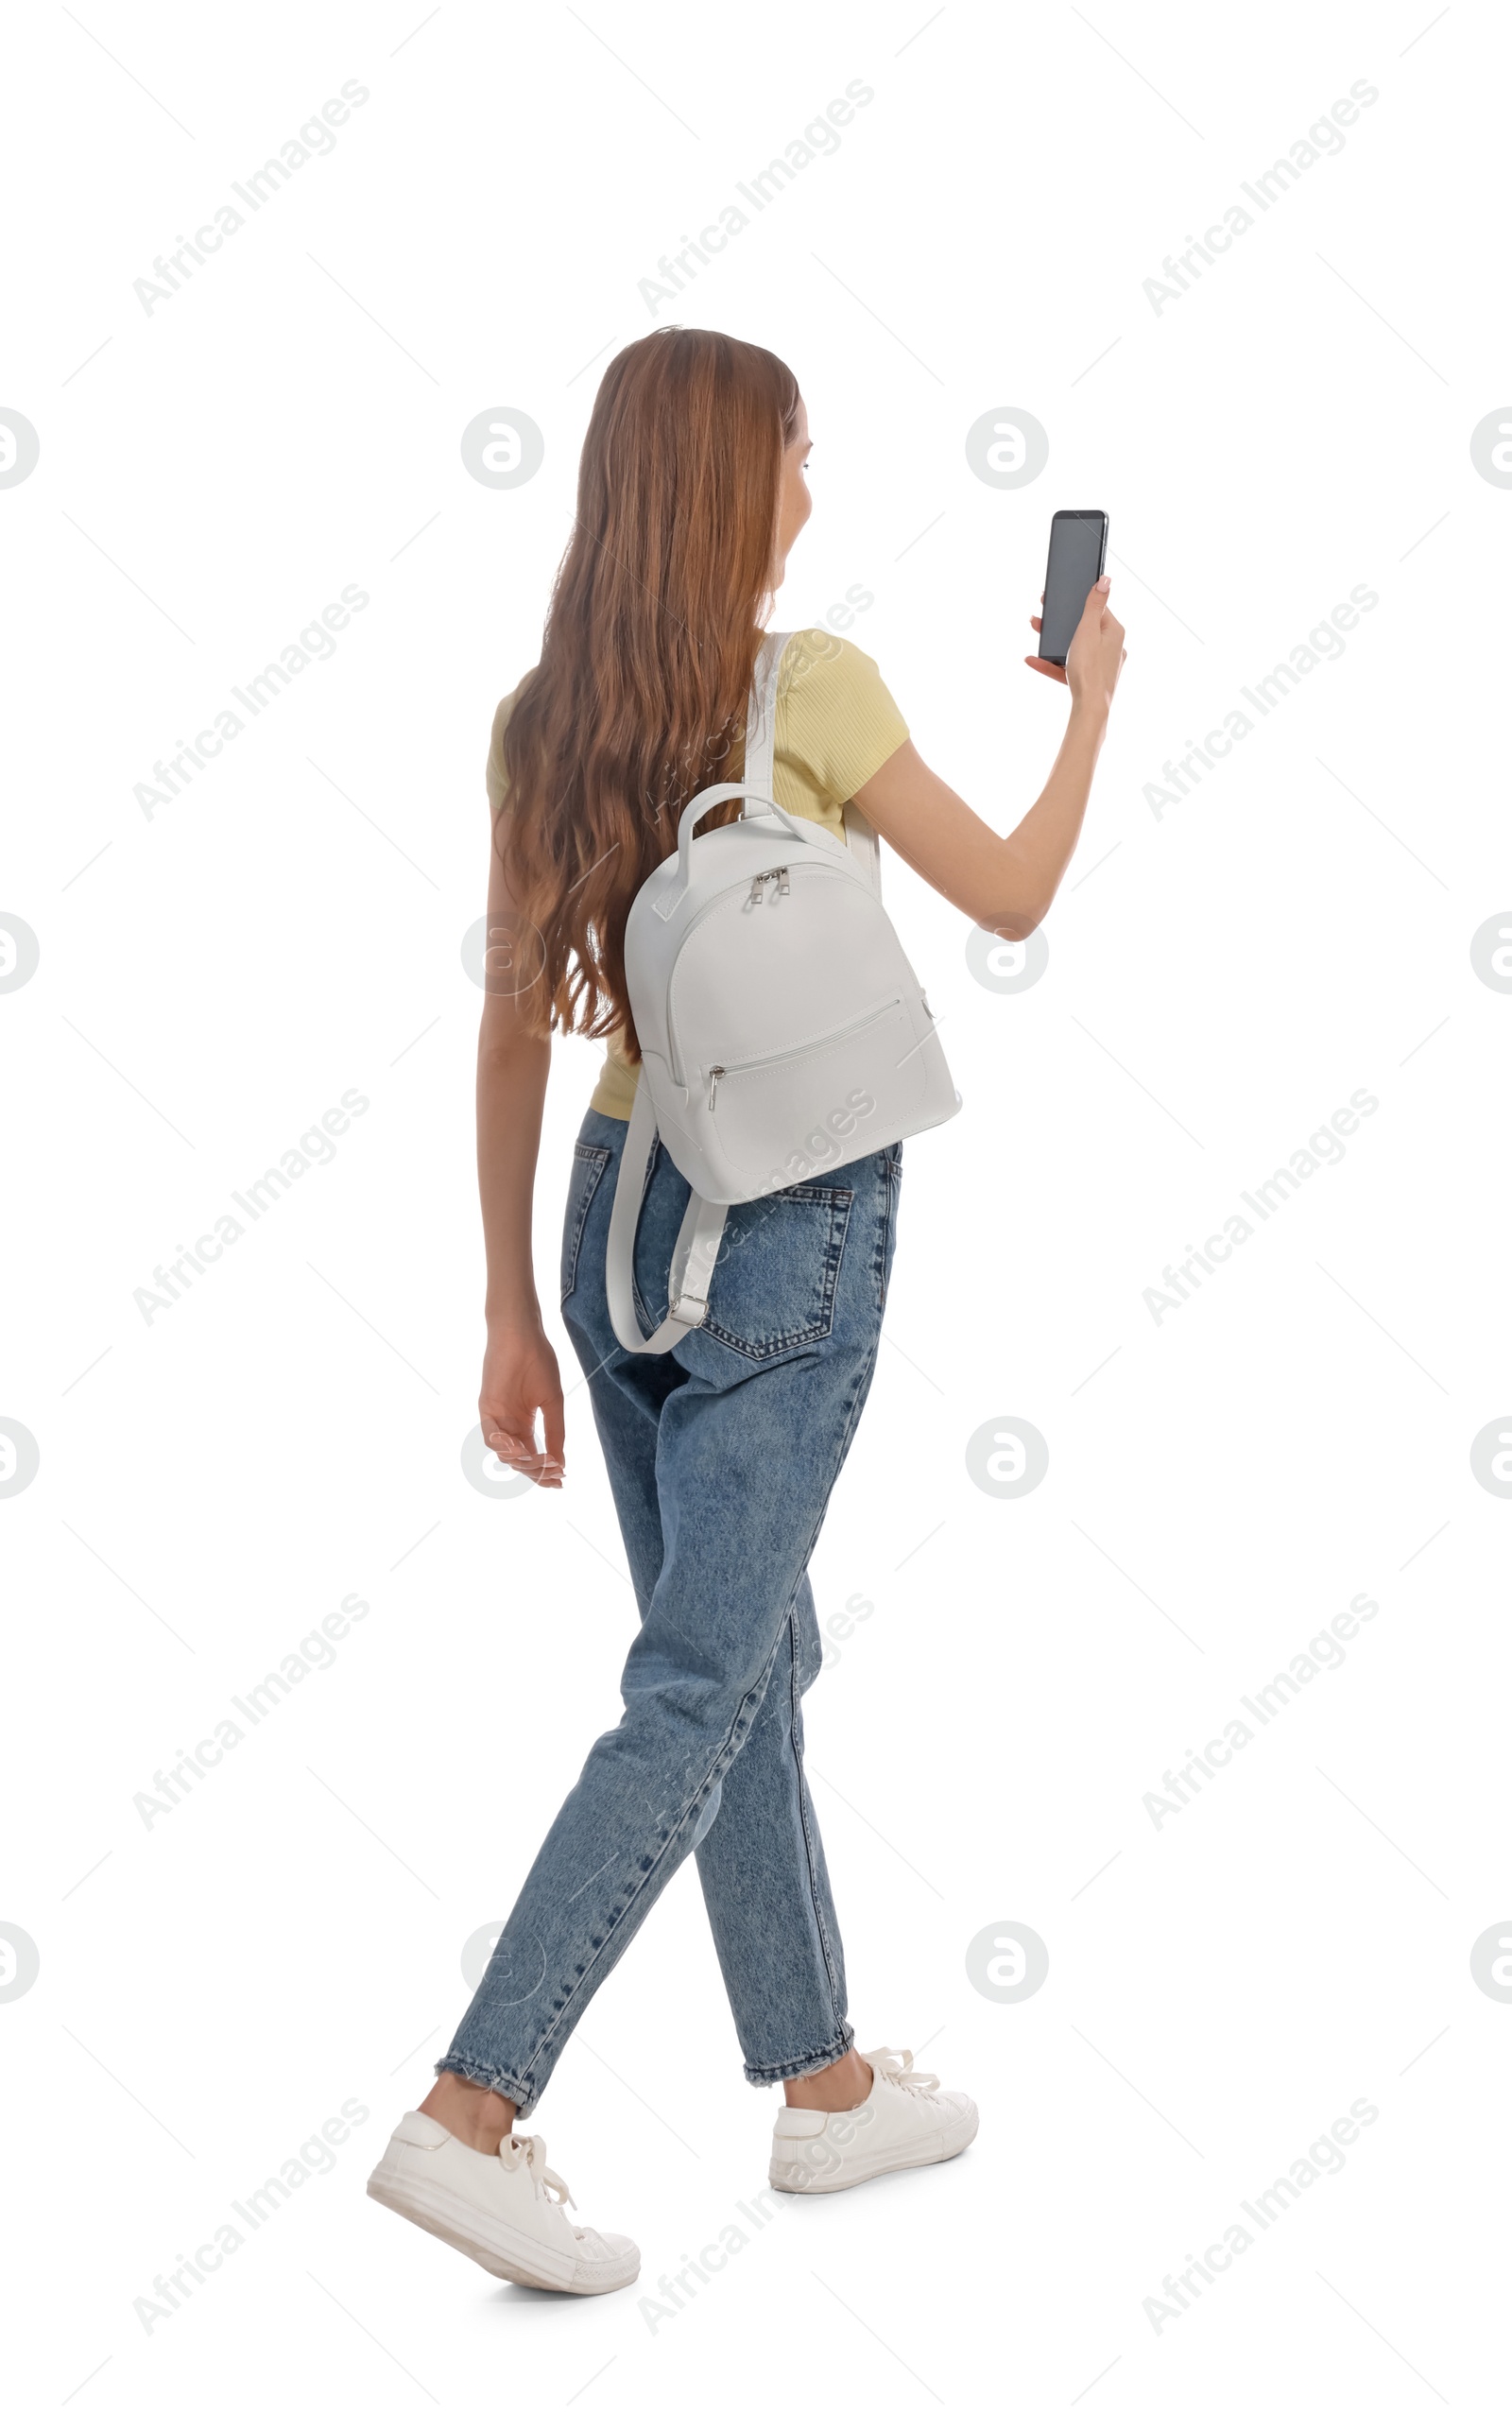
[747,866,791,904]
[664,857,855,1088]
[706,996,902,1112]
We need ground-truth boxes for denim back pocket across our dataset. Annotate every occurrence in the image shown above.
[561,1142,610,1304]
[702,1182,853,1362]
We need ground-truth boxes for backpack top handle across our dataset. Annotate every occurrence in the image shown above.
[653,781,831,922]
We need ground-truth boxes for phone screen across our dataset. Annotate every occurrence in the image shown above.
[1039,512,1108,665]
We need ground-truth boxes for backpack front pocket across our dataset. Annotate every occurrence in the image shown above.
[699,997,914,1194]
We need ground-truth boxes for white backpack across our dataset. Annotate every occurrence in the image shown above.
[605,629,960,1354]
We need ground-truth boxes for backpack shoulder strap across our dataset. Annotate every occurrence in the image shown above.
[741,628,883,897]
[843,799,883,897]
[604,1076,728,1356]
[742,628,790,802]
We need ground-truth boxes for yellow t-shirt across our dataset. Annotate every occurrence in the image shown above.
[485,629,909,1118]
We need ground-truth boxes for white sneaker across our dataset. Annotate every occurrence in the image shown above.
[768,2046,978,2194]
[367,2110,639,2293]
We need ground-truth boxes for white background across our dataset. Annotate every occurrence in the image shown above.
[4,2,1509,2405]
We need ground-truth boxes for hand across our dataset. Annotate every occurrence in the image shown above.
[1025,576,1126,715]
[480,1323,565,1489]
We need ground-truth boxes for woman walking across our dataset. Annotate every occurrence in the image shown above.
[368,328,1125,2291]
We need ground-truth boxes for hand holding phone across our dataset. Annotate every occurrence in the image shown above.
[1026,508,1125,714]
[1036,510,1108,665]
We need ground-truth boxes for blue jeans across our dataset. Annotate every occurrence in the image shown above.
[438,1107,902,2112]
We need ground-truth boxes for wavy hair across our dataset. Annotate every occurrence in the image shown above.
[495,327,801,1052]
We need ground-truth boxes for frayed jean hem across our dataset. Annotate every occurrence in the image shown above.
[432,2053,537,2117]
[742,2021,855,2089]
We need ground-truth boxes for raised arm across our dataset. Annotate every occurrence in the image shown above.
[476,820,564,1487]
[850,577,1125,939]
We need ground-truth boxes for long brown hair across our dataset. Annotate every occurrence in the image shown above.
[496,327,800,1052]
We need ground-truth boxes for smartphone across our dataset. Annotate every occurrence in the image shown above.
[1037,510,1108,666]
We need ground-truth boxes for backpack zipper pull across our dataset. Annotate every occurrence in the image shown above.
[777,865,790,896]
[707,1064,726,1111]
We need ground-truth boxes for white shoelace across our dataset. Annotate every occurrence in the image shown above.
[867,2046,940,2096]
[499,2128,576,2210]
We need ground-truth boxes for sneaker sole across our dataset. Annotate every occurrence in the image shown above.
[768,2101,979,2194]
[366,2168,639,2294]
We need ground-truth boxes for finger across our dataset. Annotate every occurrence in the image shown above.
[1080,574,1111,619]
[1029,614,1043,631]
[482,1416,535,1464]
[497,1440,559,1489]
[541,1391,566,1478]
[1024,656,1067,682]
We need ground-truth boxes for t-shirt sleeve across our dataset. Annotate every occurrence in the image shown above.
[774,630,909,815]
[485,689,518,818]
